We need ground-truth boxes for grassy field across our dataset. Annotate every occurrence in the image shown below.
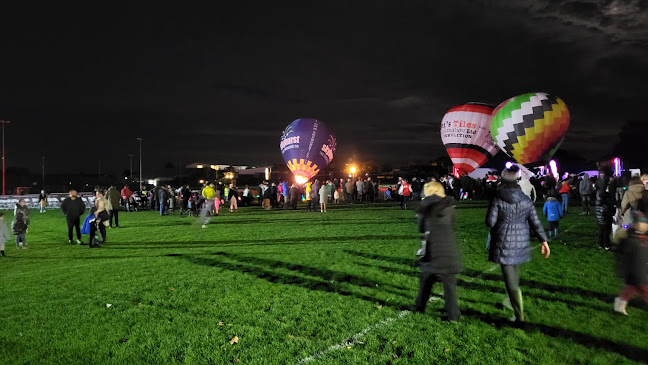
[1,201,647,364]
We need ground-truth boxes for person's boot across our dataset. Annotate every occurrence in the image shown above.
[1,250,5,256]
[614,297,628,315]
[510,289,524,322]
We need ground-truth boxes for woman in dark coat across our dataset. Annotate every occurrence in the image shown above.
[595,190,614,249]
[413,181,462,321]
[486,166,550,323]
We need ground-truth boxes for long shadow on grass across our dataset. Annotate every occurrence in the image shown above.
[181,254,413,308]
[462,308,648,363]
[106,234,418,250]
[345,250,620,312]
[345,250,615,304]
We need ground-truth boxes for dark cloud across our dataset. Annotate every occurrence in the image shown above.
[0,1,646,176]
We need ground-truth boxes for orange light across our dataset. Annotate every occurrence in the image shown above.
[295,175,309,184]
[197,164,204,169]
[199,179,205,184]
[349,166,357,174]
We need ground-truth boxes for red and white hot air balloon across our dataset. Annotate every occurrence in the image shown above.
[441,103,499,175]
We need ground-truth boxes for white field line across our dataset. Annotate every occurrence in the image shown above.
[296,242,547,364]
[295,297,440,365]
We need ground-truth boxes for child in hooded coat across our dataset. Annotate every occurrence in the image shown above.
[543,193,563,238]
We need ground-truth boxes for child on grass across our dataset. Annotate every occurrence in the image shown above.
[543,192,563,238]
[613,212,648,315]
[0,212,11,256]
[12,199,29,249]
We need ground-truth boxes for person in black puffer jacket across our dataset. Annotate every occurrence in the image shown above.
[413,181,462,321]
[595,190,614,250]
[486,165,550,323]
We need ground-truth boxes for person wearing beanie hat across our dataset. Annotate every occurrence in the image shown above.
[486,166,550,323]
[413,181,462,321]
[613,211,648,315]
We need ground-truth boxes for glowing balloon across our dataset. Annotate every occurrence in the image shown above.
[490,92,569,165]
[441,103,499,175]
[280,118,336,184]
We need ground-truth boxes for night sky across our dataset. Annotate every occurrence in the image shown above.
[2,1,647,176]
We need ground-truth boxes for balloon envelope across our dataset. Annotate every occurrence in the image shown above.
[441,103,499,175]
[490,92,569,165]
[280,118,336,184]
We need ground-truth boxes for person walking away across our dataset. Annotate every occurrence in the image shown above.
[121,185,132,212]
[158,186,169,216]
[180,185,191,215]
[558,180,570,213]
[311,180,320,208]
[613,212,648,315]
[12,199,29,249]
[105,185,121,227]
[38,190,48,213]
[579,173,594,215]
[355,178,364,203]
[61,189,86,244]
[413,182,462,320]
[596,190,614,250]
[89,191,109,246]
[399,179,412,209]
[319,181,329,212]
[333,188,340,204]
[542,192,563,239]
[0,213,10,256]
[200,183,216,228]
[289,184,300,210]
[619,177,647,228]
[168,185,176,212]
[486,165,550,323]
[228,183,239,213]
[282,181,289,208]
[345,179,354,203]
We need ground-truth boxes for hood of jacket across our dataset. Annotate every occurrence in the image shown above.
[628,183,644,194]
[417,195,454,217]
[497,184,525,204]
[546,197,558,202]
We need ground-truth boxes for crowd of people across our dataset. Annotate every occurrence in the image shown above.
[2,167,647,322]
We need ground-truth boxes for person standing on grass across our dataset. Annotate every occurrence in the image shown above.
[12,199,29,249]
[486,165,550,324]
[319,181,329,212]
[399,179,412,209]
[619,177,647,227]
[579,173,594,215]
[228,183,238,213]
[613,212,648,315]
[89,190,109,246]
[200,182,216,228]
[558,180,570,213]
[105,185,121,228]
[595,190,614,250]
[289,183,300,210]
[542,192,563,239]
[121,185,132,212]
[61,190,86,244]
[311,180,320,209]
[38,190,47,213]
[0,212,11,256]
[413,181,462,321]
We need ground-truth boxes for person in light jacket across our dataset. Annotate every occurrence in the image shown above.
[486,166,550,323]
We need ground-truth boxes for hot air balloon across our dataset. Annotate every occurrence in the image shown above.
[280,118,337,184]
[441,103,499,175]
[490,92,569,165]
